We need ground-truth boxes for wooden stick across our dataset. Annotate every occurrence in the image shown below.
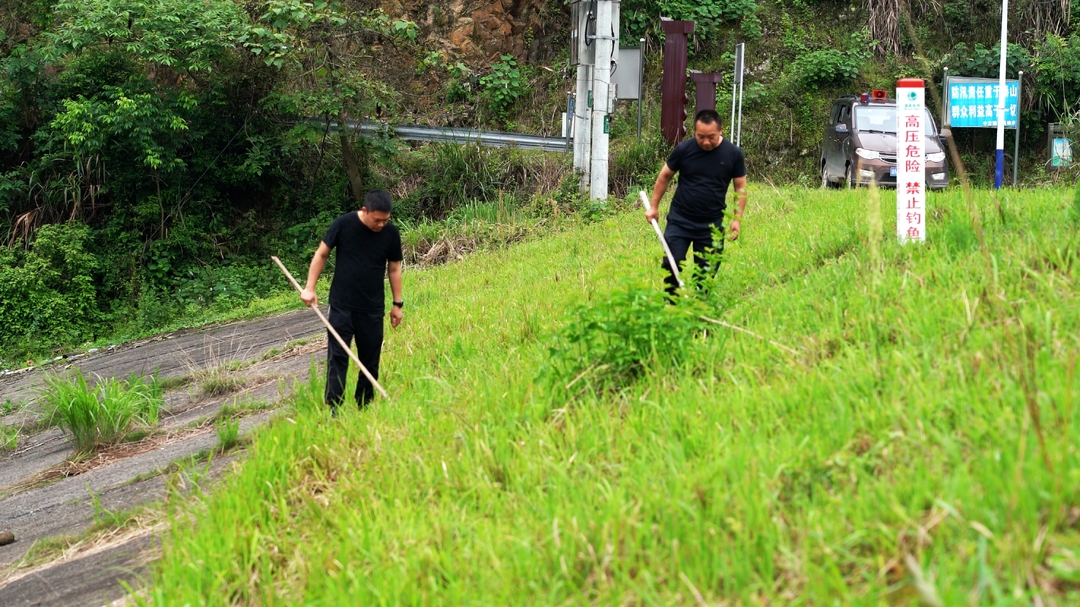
[699,315,800,356]
[640,191,683,287]
[271,256,389,400]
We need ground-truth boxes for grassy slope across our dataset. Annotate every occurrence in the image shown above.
[145,185,1079,605]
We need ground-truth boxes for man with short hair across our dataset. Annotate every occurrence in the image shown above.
[300,190,403,412]
[646,109,748,296]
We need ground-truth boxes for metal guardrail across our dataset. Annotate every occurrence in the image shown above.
[314,119,571,152]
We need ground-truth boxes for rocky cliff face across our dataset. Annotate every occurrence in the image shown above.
[384,0,564,61]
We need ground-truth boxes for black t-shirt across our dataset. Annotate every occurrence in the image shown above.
[667,137,747,223]
[322,212,403,313]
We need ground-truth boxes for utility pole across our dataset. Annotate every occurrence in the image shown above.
[589,0,617,200]
[571,1,596,190]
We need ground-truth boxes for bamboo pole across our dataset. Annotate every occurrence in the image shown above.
[639,191,683,287]
[699,315,800,356]
[271,256,389,400]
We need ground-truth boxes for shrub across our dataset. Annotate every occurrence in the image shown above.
[42,370,163,453]
[479,55,524,121]
[792,48,864,89]
[948,42,1031,80]
[789,31,873,90]
[542,274,706,390]
[622,0,756,40]
[0,223,99,354]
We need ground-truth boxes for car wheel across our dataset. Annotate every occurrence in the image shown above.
[845,164,856,189]
[820,163,831,189]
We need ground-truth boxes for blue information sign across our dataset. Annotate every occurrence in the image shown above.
[945,76,1019,129]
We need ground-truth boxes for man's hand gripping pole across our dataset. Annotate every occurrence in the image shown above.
[271,256,390,400]
[639,191,684,288]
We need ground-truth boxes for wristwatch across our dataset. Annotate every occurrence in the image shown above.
[392,301,404,309]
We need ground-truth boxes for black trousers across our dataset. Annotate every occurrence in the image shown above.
[661,210,724,296]
[325,306,384,410]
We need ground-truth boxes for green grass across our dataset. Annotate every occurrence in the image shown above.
[41,371,164,453]
[0,423,17,451]
[214,418,241,452]
[194,366,248,399]
[143,185,1079,604]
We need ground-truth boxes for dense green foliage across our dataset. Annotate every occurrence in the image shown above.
[2,0,1079,365]
[0,223,97,353]
[479,54,525,121]
[143,186,1079,603]
[621,0,1080,187]
[543,275,707,386]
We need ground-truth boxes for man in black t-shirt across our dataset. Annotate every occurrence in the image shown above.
[300,190,404,412]
[645,109,748,296]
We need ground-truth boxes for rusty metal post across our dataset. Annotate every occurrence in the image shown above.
[690,71,723,116]
[660,18,694,146]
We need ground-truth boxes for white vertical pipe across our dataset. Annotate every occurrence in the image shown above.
[994,0,1008,189]
[589,0,613,200]
[729,80,737,137]
[573,63,590,173]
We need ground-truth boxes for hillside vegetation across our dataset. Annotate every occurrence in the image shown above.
[143,185,1080,604]
[2,0,1079,362]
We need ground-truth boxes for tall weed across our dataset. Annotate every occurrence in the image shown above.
[609,134,670,199]
[0,424,17,451]
[42,370,163,453]
[542,273,706,390]
[1073,177,1080,225]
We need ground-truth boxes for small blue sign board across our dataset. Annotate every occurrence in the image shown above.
[945,76,1019,129]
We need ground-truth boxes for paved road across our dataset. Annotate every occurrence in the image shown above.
[0,307,331,606]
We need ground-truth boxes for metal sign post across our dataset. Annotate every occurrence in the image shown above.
[638,38,644,140]
[564,92,574,153]
[1049,122,1073,168]
[897,78,926,243]
[734,43,745,146]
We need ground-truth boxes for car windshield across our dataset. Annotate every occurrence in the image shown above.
[855,106,936,136]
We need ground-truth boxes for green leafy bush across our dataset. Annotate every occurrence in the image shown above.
[542,274,706,389]
[622,0,757,40]
[42,370,163,453]
[0,223,99,354]
[792,48,868,89]
[786,30,873,90]
[947,42,1031,80]
[1032,34,1080,117]
[479,55,524,121]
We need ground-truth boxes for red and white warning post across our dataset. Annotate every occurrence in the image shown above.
[896,78,926,243]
